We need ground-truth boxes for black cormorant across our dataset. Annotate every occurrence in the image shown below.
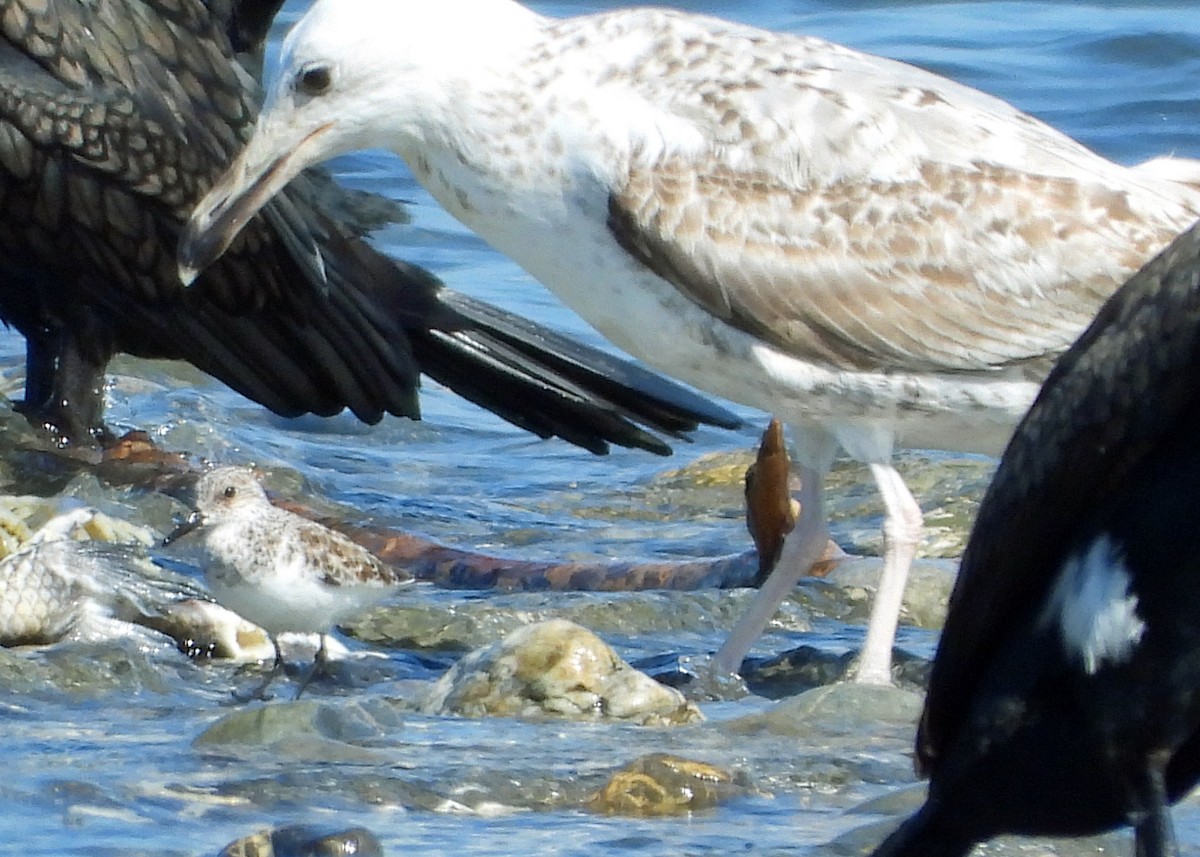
[873,221,1200,857]
[0,0,739,450]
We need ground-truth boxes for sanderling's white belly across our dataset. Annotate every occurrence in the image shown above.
[207,567,386,636]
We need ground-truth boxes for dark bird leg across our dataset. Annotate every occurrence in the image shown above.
[235,638,287,702]
[51,337,113,447]
[1133,760,1177,857]
[293,634,330,700]
[19,326,56,420]
[16,328,114,448]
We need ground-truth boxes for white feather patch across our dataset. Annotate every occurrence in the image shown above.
[1042,533,1146,675]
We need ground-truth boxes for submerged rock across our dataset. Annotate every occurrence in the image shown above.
[218,824,383,857]
[0,635,177,696]
[588,753,747,816]
[194,697,405,764]
[743,645,931,698]
[420,618,702,725]
[821,557,957,632]
[724,683,923,741]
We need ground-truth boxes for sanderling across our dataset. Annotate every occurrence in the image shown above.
[179,0,1200,684]
[165,466,412,699]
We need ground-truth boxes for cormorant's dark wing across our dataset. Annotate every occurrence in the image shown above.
[216,0,288,56]
[916,221,1200,773]
[0,0,738,451]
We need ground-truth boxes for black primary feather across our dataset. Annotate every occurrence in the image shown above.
[0,0,740,451]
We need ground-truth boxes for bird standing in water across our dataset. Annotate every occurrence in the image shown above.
[873,222,1200,857]
[179,0,1200,683]
[164,466,412,700]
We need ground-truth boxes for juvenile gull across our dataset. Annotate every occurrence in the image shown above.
[164,466,412,698]
[179,0,1200,683]
[0,0,738,453]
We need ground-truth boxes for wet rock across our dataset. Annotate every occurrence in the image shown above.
[0,497,153,557]
[821,450,991,560]
[352,589,753,656]
[821,557,957,631]
[658,448,757,489]
[743,645,931,698]
[348,597,530,654]
[714,684,924,798]
[0,634,178,696]
[742,645,859,697]
[145,595,403,690]
[194,697,406,763]
[587,753,747,815]
[0,505,32,555]
[723,682,923,738]
[146,598,275,661]
[0,507,201,646]
[218,823,383,857]
[419,618,702,725]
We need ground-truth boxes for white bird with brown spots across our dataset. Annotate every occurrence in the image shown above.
[178,0,1200,685]
[165,466,411,698]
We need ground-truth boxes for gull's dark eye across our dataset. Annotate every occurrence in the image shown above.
[223,485,237,499]
[295,62,333,96]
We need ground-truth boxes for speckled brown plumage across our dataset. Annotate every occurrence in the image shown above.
[177,0,1200,685]
[177,466,411,633]
[164,465,412,697]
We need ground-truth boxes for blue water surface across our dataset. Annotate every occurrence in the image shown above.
[1,1,1198,854]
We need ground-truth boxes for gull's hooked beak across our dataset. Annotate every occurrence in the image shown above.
[177,121,337,285]
[162,510,205,547]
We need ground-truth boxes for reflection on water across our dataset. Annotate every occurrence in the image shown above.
[2,1,1199,854]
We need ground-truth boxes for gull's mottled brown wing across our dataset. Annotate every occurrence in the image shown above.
[588,10,1197,376]
[609,152,1177,376]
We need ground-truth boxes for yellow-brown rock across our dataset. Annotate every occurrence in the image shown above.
[588,753,744,816]
[420,618,702,725]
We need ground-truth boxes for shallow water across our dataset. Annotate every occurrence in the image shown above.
[3,1,1200,855]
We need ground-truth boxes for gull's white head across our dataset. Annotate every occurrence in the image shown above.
[178,0,540,283]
